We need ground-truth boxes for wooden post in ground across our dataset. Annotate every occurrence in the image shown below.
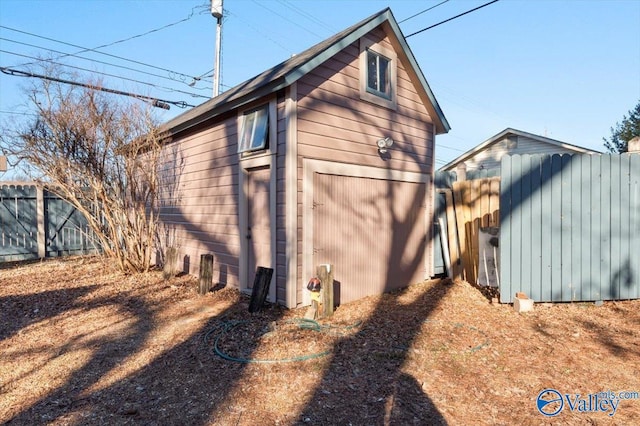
[444,190,460,280]
[199,254,214,295]
[249,267,273,313]
[317,264,334,319]
[163,247,178,279]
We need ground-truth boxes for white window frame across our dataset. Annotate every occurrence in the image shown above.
[359,36,397,110]
[238,101,276,154]
[366,49,391,99]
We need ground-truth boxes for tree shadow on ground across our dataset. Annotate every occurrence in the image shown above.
[0,285,96,341]
[296,281,451,424]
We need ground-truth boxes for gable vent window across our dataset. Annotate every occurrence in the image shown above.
[239,104,269,153]
[367,49,391,99]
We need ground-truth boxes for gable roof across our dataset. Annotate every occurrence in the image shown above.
[439,128,601,170]
[160,8,450,136]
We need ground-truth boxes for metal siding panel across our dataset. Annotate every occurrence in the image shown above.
[529,155,543,301]
[499,155,512,303]
[590,155,602,300]
[540,155,553,301]
[560,155,573,301]
[599,155,612,299]
[630,154,640,298]
[550,155,563,301]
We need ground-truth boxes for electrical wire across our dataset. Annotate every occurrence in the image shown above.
[399,0,450,24]
[0,37,211,91]
[0,50,209,99]
[406,0,501,38]
[250,0,325,40]
[0,66,195,109]
[277,0,336,33]
[0,25,202,83]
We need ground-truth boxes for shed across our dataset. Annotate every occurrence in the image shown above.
[439,128,600,173]
[156,8,449,307]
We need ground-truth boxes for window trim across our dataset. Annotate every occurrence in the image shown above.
[359,36,397,110]
[237,99,277,156]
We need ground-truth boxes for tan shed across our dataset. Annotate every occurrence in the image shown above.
[156,8,450,308]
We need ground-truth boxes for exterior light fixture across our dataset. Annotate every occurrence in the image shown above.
[377,137,394,154]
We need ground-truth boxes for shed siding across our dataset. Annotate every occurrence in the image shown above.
[295,27,436,304]
[461,135,589,171]
[157,115,241,287]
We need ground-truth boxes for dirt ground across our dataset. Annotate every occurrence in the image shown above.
[1,256,638,425]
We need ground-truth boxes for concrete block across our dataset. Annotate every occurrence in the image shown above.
[514,297,534,313]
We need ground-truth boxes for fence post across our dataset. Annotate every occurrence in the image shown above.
[199,254,214,295]
[163,247,178,279]
[36,185,45,258]
[317,264,334,318]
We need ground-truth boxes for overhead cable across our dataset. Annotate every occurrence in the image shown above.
[0,37,211,90]
[0,66,196,109]
[0,25,201,83]
[0,50,209,99]
[406,0,500,38]
[399,0,450,24]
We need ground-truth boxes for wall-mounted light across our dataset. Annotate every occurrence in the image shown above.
[377,137,394,154]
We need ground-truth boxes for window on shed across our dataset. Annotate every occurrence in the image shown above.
[366,49,391,99]
[239,104,269,153]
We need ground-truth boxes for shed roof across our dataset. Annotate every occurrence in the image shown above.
[439,128,601,171]
[160,8,450,136]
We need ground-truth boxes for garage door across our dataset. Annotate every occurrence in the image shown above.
[313,173,427,304]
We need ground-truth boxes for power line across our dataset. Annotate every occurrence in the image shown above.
[399,0,450,24]
[406,0,500,38]
[277,0,336,33]
[0,50,210,99]
[250,0,325,40]
[0,37,212,91]
[0,25,201,83]
[0,66,196,109]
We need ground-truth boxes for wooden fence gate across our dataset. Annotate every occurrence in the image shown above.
[0,183,99,262]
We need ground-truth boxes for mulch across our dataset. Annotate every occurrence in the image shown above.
[1,255,638,425]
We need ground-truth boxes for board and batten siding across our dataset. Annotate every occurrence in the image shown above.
[462,135,590,171]
[157,114,241,287]
[295,27,436,304]
[500,153,640,303]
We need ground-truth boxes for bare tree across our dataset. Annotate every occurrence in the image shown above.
[0,73,167,273]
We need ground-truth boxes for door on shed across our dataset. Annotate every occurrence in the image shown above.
[246,166,272,290]
[313,173,427,304]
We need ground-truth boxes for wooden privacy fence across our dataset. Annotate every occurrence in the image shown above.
[438,176,500,283]
[500,153,640,303]
[0,183,99,262]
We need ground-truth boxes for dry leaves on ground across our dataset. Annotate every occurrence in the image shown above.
[1,256,639,425]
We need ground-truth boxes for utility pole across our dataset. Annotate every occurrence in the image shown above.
[211,0,223,98]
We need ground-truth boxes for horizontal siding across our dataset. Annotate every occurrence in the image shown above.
[157,113,240,288]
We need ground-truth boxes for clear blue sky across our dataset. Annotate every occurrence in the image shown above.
[1,0,639,177]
